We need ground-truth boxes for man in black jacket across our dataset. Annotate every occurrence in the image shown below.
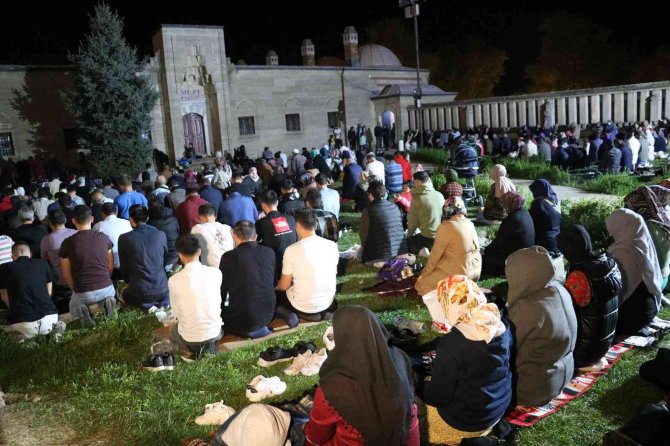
[220,220,276,338]
[256,189,297,282]
[359,180,407,264]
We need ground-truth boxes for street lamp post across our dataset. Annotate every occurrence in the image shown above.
[400,0,424,149]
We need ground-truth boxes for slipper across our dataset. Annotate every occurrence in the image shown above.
[246,375,287,402]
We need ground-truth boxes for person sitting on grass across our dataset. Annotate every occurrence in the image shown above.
[219,221,276,339]
[168,234,223,357]
[190,203,233,267]
[304,189,339,242]
[276,208,339,327]
[482,191,535,278]
[417,276,511,445]
[506,246,577,407]
[407,171,445,256]
[529,179,562,257]
[359,180,407,265]
[59,205,116,327]
[304,305,419,446]
[118,205,169,310]
[439,169,463,200]
[606,209,663,336]
[0,241,64,340]
[482,164,515,222]
[415,197,481,299]
[315,173,340,219]
[558,225,622,372]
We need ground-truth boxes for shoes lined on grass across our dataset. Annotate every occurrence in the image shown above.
[194,401,235,425]
[299,348,328,376]
[257,341,317,367]
[246,375,287,402]
[142,352,175,372]
[284,351,314,376]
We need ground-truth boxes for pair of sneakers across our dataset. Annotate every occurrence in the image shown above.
[194,401,236,425]
[257,341,317,367]
[246,375,287,402]
[284,348,328,376]
[142,352,175,372]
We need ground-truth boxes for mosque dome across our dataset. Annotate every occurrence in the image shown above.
[358,44,403,68]
[266,50,278,57]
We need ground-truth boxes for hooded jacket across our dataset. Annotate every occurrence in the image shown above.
[506,246,578,407]
[407,182,445,240]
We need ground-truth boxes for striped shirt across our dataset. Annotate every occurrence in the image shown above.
[0,235,14,265]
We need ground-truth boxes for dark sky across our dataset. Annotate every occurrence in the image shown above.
[2,0,668,95]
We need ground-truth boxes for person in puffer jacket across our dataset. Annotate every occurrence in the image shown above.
[506,246,578,407]
[558,225,622,372]
[359,181,407,264]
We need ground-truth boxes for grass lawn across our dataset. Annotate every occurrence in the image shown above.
[0,206,668,445]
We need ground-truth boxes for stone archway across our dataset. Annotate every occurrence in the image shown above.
[183,113,206,156]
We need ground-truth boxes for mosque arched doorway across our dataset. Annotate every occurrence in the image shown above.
[183,113,206,156]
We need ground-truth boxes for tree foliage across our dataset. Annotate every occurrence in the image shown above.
[64,2,157,178]
[525,13,618,93]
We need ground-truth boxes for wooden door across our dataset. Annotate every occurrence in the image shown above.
[183,113,207,156]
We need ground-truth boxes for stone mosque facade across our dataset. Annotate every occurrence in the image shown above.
[0,25,455,163]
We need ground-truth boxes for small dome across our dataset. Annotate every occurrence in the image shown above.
[343,26,357,34]
[266,50,278,57]
[358,44,402,68]
[301,39,314,46]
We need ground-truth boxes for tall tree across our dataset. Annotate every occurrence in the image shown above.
[525,13,618,93]
[449,39,508,99]
[64,3,157,178]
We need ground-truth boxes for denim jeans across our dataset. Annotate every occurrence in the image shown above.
[69,284,116,326]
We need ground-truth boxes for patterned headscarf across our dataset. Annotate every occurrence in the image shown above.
[443,196,466,219]
[624,185,670,235]
[501,191,525,213]
[437,275,506,343]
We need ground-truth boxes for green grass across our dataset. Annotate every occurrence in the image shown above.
[0,208,669,445]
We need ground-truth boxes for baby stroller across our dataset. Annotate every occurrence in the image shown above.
[451,143,484,208]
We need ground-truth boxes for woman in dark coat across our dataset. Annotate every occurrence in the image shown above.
[482,191,535,277]
[558,225,622,371]
[529,179,561,256]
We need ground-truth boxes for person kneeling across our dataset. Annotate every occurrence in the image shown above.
[0,242,64,340]
[220,221,276,339]
[168,234,223,357]
[418,276,511,445]
[276,208,339,327]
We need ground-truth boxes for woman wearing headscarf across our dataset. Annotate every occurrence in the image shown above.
[415,197,481,297]
[506,246,578,406]
[482,191,535,277]
[557,225,622,372]
[243,167,263,195]
[529,179,561,256]
[482,164,516,221]
[606,209,663,336]
[418,276,511,445]
[304,305,419,446]
[312,148,332,178]
[439,169,463,200]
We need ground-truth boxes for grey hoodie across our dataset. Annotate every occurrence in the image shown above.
[506,246,578,407]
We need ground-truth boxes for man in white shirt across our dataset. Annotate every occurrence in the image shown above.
[48,175,62,197]
[92,203,132,271]
[168,234,223,357]
[316,173,340,218]
[628,131,641,166]
[190,203,233,267]
[32,186,54,223]
[365,153,386,184]
[276,208,339,327]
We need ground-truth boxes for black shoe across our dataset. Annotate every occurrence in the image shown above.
[142,354,166,372]
[162,352,175,371]
[292,341,317,356]
[257,346,295,367]
[388,328,417,349]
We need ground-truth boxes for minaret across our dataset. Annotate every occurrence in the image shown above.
[301,39,315,66]
[342,26,359,67]
[265,50,279,66]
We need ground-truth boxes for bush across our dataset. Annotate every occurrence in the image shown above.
[413,149,451,166]
[429,172,446,191]
[560,198,622,250]
[492,158,573,185]
[580,174,641,197]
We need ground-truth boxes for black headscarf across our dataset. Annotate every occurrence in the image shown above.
[557,224,596,264]
[318,306,414,446]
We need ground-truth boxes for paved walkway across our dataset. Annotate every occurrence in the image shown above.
[512,179,620,203]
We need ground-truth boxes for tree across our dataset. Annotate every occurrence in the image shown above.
[64,3,157,178]
[525,13,618,93]
[631,47,670,84]
[449,39,508,99]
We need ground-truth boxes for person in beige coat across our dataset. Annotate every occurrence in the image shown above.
[416,197,482,297]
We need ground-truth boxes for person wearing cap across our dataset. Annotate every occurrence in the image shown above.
[113,174,148,220]
[290,148,306,179]
[341,150,363,200]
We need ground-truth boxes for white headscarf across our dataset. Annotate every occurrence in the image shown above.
[437,275,506,343]
[490,164,516,198]
[217,404,290,446]
[606,208,663,308]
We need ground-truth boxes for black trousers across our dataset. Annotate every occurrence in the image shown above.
[617,282,659,336]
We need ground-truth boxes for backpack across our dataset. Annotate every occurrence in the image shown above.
[377,258,413,282]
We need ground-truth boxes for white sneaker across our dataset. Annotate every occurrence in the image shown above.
[194,401,236,425]
[246,375,287,402]
[299,348,328,376]
[418,247,431,258]
[323,327,335,351]
[284,351,313,376]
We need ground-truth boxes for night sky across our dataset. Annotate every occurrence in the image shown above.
[1,0,668,95]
